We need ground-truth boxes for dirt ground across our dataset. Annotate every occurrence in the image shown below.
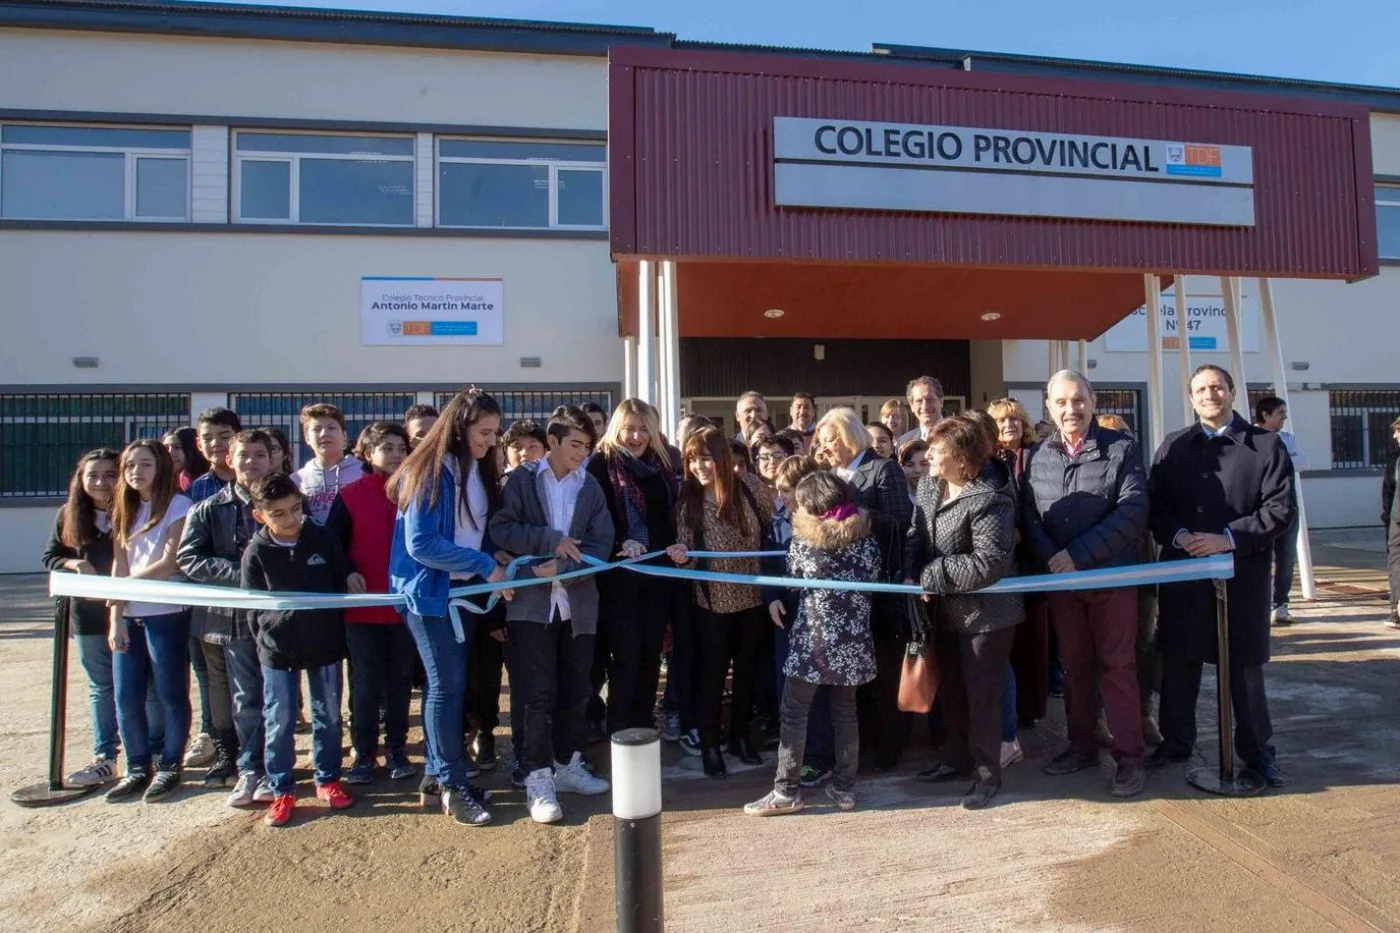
[2,529,1399,932]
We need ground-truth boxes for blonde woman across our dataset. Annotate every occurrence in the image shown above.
[814,407,911,527]
[879,399,907,439]
[586,399,680,734]
[986,397,1035,484]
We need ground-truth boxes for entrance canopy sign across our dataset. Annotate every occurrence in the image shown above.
[1104,284,1260,353]
[360,276,504,346]
[773,117,1255,226]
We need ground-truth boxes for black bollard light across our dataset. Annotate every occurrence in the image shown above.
[611,727,664,933]
[1187,580,1266,797]
[12,597,99,807]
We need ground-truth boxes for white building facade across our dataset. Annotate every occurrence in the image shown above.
[0,1,1396,572]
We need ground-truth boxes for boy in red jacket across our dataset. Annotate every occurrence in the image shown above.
[327,422,414,784]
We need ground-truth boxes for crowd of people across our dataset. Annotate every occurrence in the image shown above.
[42,364,1305,828]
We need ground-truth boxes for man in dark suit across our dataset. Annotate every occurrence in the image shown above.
[1382,417,1400,626]
[897,376,946,446]
[1146,364,1296,786]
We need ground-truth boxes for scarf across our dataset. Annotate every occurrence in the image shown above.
[608,447,673,546]
[819,502,857,522]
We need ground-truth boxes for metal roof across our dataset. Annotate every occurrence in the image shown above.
[0,0,671,56]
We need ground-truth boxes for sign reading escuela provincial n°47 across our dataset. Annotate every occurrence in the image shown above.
[360,276,504,346]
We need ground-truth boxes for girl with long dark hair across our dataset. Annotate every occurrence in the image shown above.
[105,439,194,802]
[162,427,209,492]
[667,425,774,778]
[388,389,510,827]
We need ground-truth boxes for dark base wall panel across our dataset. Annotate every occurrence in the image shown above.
[679,338,969,401]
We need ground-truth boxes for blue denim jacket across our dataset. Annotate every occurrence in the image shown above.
[389,468,498,619]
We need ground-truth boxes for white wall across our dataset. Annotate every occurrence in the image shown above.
[0,231,619,386]
[1371,113,1400,176]
[0,29,606,129]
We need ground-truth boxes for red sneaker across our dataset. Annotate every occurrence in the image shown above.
[265,794,295,827]
[315,780,354,809]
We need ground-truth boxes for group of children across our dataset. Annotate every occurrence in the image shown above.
[46,389,902,828]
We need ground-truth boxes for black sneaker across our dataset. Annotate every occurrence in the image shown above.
[144,766,182,802]
[202,754,237,788]
[511,764,527,789]
[105,768,150,802]
[442,785,491,826]
[474,732,497,771]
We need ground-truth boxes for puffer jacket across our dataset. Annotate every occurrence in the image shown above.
[904,458,1023,635]
[1020,422,1148,571]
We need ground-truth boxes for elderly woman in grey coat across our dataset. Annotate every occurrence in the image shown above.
[905,415,1024,810]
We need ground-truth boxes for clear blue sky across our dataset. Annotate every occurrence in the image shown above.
[202,0,1400,87]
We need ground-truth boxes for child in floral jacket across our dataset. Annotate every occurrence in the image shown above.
[744,471,881,817]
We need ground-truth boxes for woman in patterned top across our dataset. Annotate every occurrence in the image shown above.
[667,426,774,779]
[744,471,881,817]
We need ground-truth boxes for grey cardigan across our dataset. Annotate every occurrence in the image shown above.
[487,461,615,634]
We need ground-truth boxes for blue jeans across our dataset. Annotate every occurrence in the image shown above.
[404,612,473,788]
[1001,663,1018,743]
[75,634,164,760]
[113,612,192,770]
[263,663,343,795]
[225,640,265,775]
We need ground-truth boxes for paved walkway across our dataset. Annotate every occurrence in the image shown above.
[2,531,1397,932]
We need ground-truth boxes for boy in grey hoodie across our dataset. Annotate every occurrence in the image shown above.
[488,406,614,825]
[293,403,364,525]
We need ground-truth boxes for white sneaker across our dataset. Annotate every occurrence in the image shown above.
[183,732,216,768]
[1000,739,1024,768]
[226,772,259,807]
[252,776,276,803]
[554,752,609,795]
[66,756,118,786]
[525,768,564,824]
[1271,605,1293,626]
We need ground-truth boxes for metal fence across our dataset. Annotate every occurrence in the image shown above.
[229,391,419,468]
[1094,388,1141,435]
[1329,390,1400,469]
[0,392,190,497]
[434,388,614,425]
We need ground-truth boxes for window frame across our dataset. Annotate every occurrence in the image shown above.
[0,122,192,223]
[231,130,417,227]
[435,136,607,232]
[1327,389,1400,469]
[1377,183,1400,260]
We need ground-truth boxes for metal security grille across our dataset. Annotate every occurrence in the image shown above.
[0,392,190,497]
[434,388,614,425]
[1094,388,1141,435]
[1329,390,1400,469]
[229,391,418,467]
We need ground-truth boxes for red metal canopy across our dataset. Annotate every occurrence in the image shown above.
[608,45,1378,340]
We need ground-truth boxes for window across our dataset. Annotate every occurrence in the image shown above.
[0,393,190,497]
[228,391,419,467]
[434,389,614,423]
[1329,389,1400,469]
[1378,184,1400,260]
[437,139,605,230]
[0,124,190,221]
[233,132,415,226]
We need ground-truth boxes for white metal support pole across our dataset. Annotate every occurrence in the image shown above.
[1174,275,1194,428]
[1258,277,1316,601]
[1076,339,1087,375]
[1143,274,1166,454]
[656,262,673,434]
[662,260,682,442]
[1047,340,1057,380]
[1220,276,1247,394]
[623,336,637,401]
[636,261,657,406]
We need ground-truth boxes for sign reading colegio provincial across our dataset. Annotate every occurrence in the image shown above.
[772,117,1255,227]
[360,276,504,346]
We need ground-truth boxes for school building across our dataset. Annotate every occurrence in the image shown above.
[0,0,1397,573]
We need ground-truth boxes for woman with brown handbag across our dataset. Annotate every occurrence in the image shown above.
[903,416,1024,810]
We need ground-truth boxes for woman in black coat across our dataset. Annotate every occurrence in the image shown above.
[905,416,1023,810]
[586,399,680,735]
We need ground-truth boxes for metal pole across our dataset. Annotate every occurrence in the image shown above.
[1076,339,1087,375]
[1188,581,1266,796]
[1143,274,1166,455]
[656,262,673,432]
[637,261,657,406]
[1219,276,1247,395]
[1173,275,1194,428]
[612,728,663,933]
[12,596,97,806]
[623,336,637,401]
[1257,278,1316,602]
[663,260,682,444]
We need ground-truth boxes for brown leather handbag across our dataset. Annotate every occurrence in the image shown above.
[897,596,940,713]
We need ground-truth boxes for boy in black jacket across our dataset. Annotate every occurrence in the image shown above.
[240,473,352,827]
